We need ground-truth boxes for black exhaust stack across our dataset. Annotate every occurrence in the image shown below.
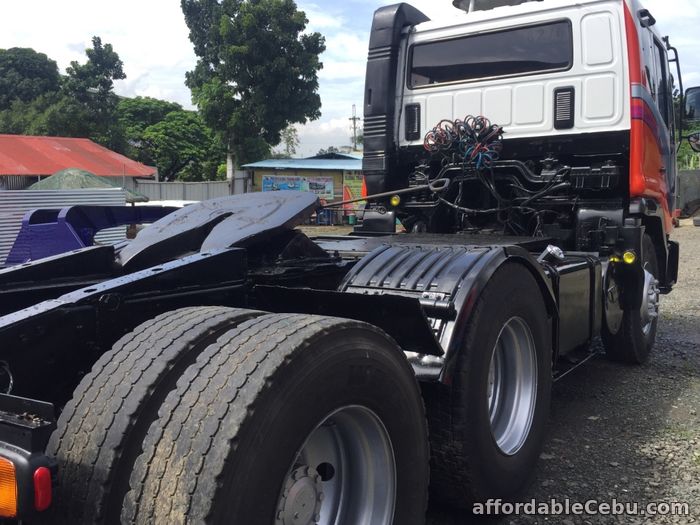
[363,3,429,196]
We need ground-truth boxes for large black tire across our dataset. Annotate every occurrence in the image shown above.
[424,263,552,508]
[44,306,263,524]
[122,314,429,524]
[602,234,659,364]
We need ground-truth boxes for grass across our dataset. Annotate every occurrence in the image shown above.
[679,154,700,170]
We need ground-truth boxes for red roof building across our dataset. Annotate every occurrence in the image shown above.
[0,135,156,178]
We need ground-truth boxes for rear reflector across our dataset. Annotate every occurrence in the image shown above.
[0,457,17,517]
[34,467,52,512]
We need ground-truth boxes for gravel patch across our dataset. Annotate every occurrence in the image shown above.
[427,221,700,524]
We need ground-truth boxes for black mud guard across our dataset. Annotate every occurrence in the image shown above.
[665,240,679,292]
[338,243,557,384]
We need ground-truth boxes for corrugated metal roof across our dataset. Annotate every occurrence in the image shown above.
[0,134,156,177]
[0,189,127,266]
[242,158,362,171]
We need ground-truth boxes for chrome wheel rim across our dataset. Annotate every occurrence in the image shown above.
[275,406,396,525]
[487,317,538,456]
[640,267,660,337]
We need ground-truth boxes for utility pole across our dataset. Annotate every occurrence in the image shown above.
[349,104,361,151]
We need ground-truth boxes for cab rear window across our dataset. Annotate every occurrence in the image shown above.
[409,20,573,88]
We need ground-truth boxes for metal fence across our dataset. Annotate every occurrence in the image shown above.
[134,181,230,201]
[0,189,127,266]
[0,176,37,190]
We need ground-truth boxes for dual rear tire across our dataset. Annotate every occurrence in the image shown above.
[44,307,262,524]
[425,263,553,507]
[45,266,560,521]
[46,309,429,524]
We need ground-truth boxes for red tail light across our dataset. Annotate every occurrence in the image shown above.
[33,467,51,512]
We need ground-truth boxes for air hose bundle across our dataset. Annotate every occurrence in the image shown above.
[420,116,569,227]
[328,115,568,234]
[423,116,504,170]
[421,116,507,213]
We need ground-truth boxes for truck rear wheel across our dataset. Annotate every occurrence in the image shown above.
[45,306,262,524]
[425,263,552,507]
[122,314,429,525]
[602,234,660,364]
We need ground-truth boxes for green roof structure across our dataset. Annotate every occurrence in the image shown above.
[29,168,148,203]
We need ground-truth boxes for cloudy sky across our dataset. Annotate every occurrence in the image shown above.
[1,0,698,156]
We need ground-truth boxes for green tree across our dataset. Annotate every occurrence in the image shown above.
[37,95,97,138]
[0,89,96,139]
[678,125,700,169]
[0,42,229,181]
[0,87,94,138]
[117,96,183,162]
[0,94,54,134]
[235,136,271,166]
[63,36,127,149]
[280,125,299,157]
[271,125,299,158]
[64,37,125,103]
[117,97,182,138]
[181,0,325,175]
[0,48,60,110]
[141,110,225,181]
[316,146,340,156]
[0,48,75,137]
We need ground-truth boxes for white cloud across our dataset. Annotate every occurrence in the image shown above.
[303,3,345,30]
[320,32,368,80]
[296,117,363,156]
[0,0,198,108]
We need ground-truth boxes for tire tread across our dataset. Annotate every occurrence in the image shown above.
[46,306,261,524]
[425,263,551,507]
[123,313,428,524]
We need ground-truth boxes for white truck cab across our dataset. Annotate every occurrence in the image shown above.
[400,0,630,144]
[362,0,682,290]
